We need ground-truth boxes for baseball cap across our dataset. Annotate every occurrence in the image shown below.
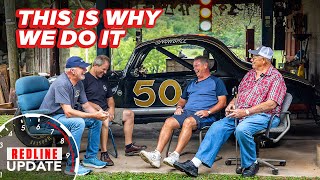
[66,56,90,68]
[248,46,274,60]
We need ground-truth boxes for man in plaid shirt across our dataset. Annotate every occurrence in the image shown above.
[173,46,287,177]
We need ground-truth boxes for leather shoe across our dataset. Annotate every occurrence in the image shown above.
[100,152,114,166]
[173,160,198,177]
[125,143,147,156]
[242,162,259,177]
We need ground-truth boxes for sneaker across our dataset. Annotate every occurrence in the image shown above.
[64,165,92,176]
[163,152,179,167]
[173,160,198,177]
[100,152,114,166]
[83,157,107,169]
[139,150,161,168]
[125,143,147,156]
[242,162,259,177]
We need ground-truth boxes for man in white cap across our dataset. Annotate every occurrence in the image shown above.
[173,46,287,177]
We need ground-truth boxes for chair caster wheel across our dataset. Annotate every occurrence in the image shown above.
[272,169,279,175]
[279,162,286,166]
[236,167,243,174]
[225,160,231,165]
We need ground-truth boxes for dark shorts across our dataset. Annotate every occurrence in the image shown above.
[172,110,217,130]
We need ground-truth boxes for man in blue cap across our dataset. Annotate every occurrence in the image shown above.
[40,56,109,176]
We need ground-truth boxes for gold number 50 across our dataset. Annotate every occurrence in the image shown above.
[133,79,182,107]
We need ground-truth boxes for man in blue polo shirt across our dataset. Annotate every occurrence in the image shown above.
[40,56,108,176]
[139,56,228,168]
[82,55,147,166]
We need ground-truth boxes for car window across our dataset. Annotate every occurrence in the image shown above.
[141,44,215,74]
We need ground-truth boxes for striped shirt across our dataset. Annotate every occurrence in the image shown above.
[237,66,287,115]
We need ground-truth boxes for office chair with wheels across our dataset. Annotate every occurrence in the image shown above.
[225,93,293,175]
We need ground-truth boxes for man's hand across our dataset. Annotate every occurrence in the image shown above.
[174,107,184,115]
[225,103,236,116]
[107,109,115,121]
[194,110,210,118]
[226,109,246,118]
[94,110,109,121]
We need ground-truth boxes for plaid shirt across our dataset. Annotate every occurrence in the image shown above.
[236,66,287,115]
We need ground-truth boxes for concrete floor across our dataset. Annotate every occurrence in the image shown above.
[79,118,320,177]
[1,117,319,178]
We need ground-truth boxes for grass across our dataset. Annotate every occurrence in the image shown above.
[54,172,320,180]
[0,171,74,180]
[2,171,316,180]
[0,115,13,126]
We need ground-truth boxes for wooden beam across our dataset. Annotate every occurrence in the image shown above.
[52,0,69,76]
[0,102,13,109]
[0,108,17,115]
[0,74,9,102]
[4,0,19,89]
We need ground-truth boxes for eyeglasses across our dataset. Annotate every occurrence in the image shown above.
[252,56,263,61]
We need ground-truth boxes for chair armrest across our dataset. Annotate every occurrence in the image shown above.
[281,111,291,115]
[272,112,291,143]
[23,109,51,115]
[265,114,277,138]
[265,111,291,138]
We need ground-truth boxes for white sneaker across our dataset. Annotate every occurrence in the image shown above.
[163,152,179,167]
[139,150,161,168]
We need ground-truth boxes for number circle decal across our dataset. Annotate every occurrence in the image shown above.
[158,79,182,106]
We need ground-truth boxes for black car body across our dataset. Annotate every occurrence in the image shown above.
[108,34,320,125]
[13,34,320,148]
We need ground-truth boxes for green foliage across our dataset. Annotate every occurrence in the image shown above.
[70,46,97,64]
[70,5,266,71]
[108,5,263,71]
[111,37,136,70]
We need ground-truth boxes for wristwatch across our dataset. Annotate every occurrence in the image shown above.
[245,109,250,116]
[207,110,211,115]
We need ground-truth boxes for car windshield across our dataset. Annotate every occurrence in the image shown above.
[141,44,215,74]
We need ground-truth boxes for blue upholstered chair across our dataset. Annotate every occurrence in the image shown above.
[15,76,118,157]
[16,76,60,136]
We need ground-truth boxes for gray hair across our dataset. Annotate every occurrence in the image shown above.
[93,55,110,66]
[194,56,209,65]
[64,68,75,73]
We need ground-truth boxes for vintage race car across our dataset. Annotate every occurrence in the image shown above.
[108,34,320,125]
[13,34,320,148]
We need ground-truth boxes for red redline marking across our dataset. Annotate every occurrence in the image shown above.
[47,121,76,173]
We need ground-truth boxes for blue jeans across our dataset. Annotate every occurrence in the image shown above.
[52,114,102,165]
[195,113,280,168]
